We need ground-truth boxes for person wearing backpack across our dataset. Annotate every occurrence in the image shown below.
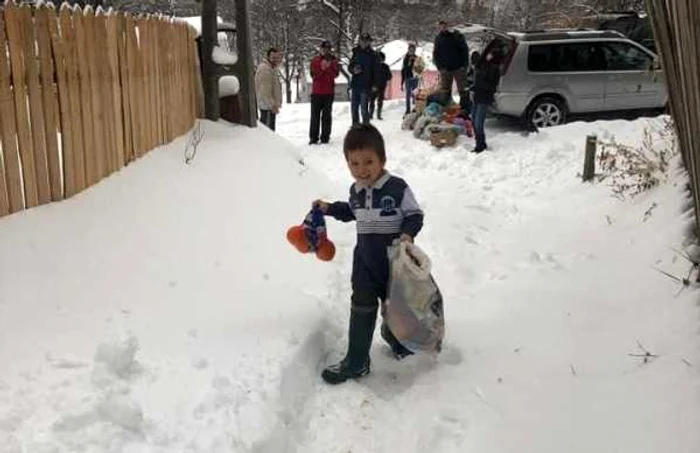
[433,19,470,112]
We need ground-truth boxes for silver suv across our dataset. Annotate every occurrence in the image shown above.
[484,30,667,128]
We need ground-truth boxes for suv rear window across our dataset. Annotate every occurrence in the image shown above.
[528,43,606,72]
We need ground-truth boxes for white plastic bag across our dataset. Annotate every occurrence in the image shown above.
[384,242,444,353]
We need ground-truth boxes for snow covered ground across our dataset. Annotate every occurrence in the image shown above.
[1,100,699,453]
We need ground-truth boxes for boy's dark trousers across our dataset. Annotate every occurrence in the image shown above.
[309,94,334,143]
[345,289,409,371]
[259,109,276,131]
[369,89,385,119]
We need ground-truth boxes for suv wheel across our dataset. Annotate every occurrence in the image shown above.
[527,97,567,128]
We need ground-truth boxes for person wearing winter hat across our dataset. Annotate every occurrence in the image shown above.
[433,19,470,112]
[369,51,392,120]
[349,32,381,125]
[309,40,340,144]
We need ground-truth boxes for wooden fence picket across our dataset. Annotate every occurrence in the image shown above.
[5,1,39,208]
[35,4,62,201]
[0,10,24,214]
[20,4,52,205]
[105,11,125,170]
[60,5,87,194]
[74,6,98,187]
[116,13,133,165]
[0,4,199,219]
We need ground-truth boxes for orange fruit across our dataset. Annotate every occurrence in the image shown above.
[286,225,310,253]
[315,240,336,261]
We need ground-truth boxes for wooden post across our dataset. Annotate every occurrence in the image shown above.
[201,0,219,120]
[200,0,256,126]
[583,135,597,182]
[232,0,257,127]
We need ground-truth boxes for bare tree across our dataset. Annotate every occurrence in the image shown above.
[250,0,316,103]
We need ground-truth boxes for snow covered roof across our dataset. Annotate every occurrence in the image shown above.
[180,15,234,38]
[377,40,437,72]
[454,23,495,37]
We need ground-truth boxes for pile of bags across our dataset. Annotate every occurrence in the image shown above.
[402,87,473,148]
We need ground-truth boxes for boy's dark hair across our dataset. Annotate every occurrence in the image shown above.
[267,47,280,58]
[343,124,386,163]
[378,51,386,61]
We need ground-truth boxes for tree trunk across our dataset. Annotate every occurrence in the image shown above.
[285,82,292,104]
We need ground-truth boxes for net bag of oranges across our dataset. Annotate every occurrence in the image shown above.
[286,207,336,261]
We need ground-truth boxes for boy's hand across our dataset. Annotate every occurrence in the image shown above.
[399,233,413,243]
[313,200,329,214]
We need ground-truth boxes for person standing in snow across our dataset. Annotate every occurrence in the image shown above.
[349,32,381,125]
[433,19,470,111]
[464,50,481,117]
[369,52,392,120]
[313,124,425,384]
[309,40,340,145]
[255,47,283,131]
[471,48,502,153]
[401,43,424,115]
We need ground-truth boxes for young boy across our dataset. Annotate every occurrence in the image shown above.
[314,124,424,385]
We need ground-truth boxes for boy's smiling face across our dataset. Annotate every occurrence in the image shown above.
[346,148,385,187]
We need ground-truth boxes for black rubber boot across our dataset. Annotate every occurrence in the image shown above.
[380,323,414,360]
[322,309,377,384]
[472,133,487,153]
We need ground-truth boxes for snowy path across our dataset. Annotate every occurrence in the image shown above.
[276,101,700,453]
[1,101,698,452]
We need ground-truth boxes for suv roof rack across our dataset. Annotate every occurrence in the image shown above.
[512,29,627,42]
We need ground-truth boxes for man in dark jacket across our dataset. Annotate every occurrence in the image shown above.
[369,52,392,120]
[349,32,381,125]
[433,20,470,111]
[309,40,340,144]
[471,48,502,153]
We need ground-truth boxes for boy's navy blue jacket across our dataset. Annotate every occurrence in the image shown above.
[349,45,381,91]
[326,172,423,300]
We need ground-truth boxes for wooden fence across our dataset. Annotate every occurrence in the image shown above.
[646,0,700,235]
[0,0,199,217]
